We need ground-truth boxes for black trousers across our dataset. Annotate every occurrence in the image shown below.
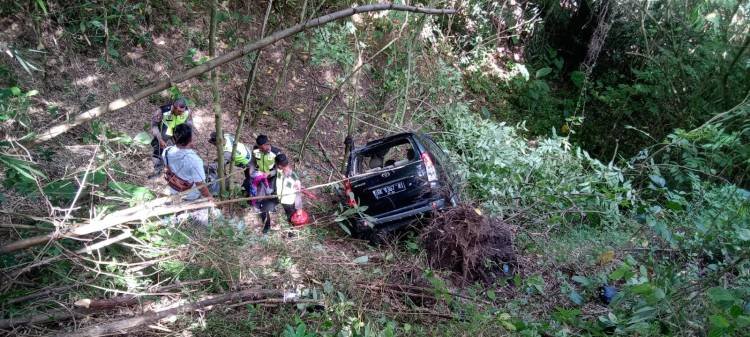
[259,200,296,234]
[151,128,172,169]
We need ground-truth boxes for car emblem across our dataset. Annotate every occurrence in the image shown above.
[381,171,391,178]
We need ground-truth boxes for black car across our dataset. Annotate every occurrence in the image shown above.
[340,132,459,241]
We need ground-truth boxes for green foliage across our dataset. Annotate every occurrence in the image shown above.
[434,101,633,227]
[183,47,209,67]
[282,322,316,337]
[307,22,356,69]
[108,181,155,205]
[0,86,37,127]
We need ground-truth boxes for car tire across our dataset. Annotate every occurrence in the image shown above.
[367,229,390,246]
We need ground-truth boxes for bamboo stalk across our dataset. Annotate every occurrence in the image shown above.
[209,0,226,196]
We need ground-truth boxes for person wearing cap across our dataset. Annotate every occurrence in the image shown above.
[249,134,283,176]
[150,97,193,177]
[258,153,302,234]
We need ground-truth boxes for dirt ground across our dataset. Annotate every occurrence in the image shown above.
[0,2,403,223]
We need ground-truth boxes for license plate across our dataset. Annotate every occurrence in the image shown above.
[372,181,406,199]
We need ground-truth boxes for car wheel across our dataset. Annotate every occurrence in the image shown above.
[367,228,390,246]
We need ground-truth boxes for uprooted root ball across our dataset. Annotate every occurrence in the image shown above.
[421,205,516,285]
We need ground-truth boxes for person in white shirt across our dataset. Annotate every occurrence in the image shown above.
[259,154,302,234]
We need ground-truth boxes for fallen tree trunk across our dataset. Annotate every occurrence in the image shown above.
[0,308,90,329]
[30,3,456,144]
[0,176,352,253]
[0,279,215,329]
[4,284,79,306]
[58,289,292,337]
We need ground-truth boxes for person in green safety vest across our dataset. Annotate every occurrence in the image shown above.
[208,132,254,197]
[208,132,252,178]
[150,98,193,177]
[249,134,283,176]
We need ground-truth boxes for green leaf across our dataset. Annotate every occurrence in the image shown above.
[90,20,103,29]
[535,67,552,78]
[0,155,47,180]
[572,275,591,287]
[736,228,750,241]
[649,175,666,188]
[609,264,632,281]
[553,307,581,323]
[665,200,684,211]
[568,290,583,305]
[570,71,586,88]
[108,181,155,204]
[35,0,48,15]
[708,287,735,308]
[44,179,78,203]
[134,132,152,145]
[10,86,21,96]
[353,255,369,264]
[337,222,351,235]
[709,315,730,329]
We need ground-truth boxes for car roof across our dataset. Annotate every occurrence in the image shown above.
[363,132,419,147]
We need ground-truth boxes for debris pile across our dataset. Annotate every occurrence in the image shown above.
[422,205,516,284]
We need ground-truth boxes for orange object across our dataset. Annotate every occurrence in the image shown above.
[291,209,310,226]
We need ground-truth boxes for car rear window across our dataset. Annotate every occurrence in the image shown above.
[354,138,418,174]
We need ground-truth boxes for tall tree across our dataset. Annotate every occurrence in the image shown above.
[209,0,225,196]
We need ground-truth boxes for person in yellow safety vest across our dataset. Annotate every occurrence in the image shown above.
[150,98,193,178]
[259,153,301,234]
[208,132,252,178]
[249,134,282,175]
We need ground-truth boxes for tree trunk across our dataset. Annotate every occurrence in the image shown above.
[209,0,225,196]
[58,289,289,337]
[342,34,364,172]
[228,0,274,183]
[29,4,456,145]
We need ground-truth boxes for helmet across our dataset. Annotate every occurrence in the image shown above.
[290,209,310,226]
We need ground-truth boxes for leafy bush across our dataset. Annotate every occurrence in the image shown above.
[434,102,633,228]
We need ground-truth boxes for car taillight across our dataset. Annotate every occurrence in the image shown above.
[343,179,357,207]
[421,152,438,182]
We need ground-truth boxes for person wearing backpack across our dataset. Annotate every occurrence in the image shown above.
[162,124,213,202]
